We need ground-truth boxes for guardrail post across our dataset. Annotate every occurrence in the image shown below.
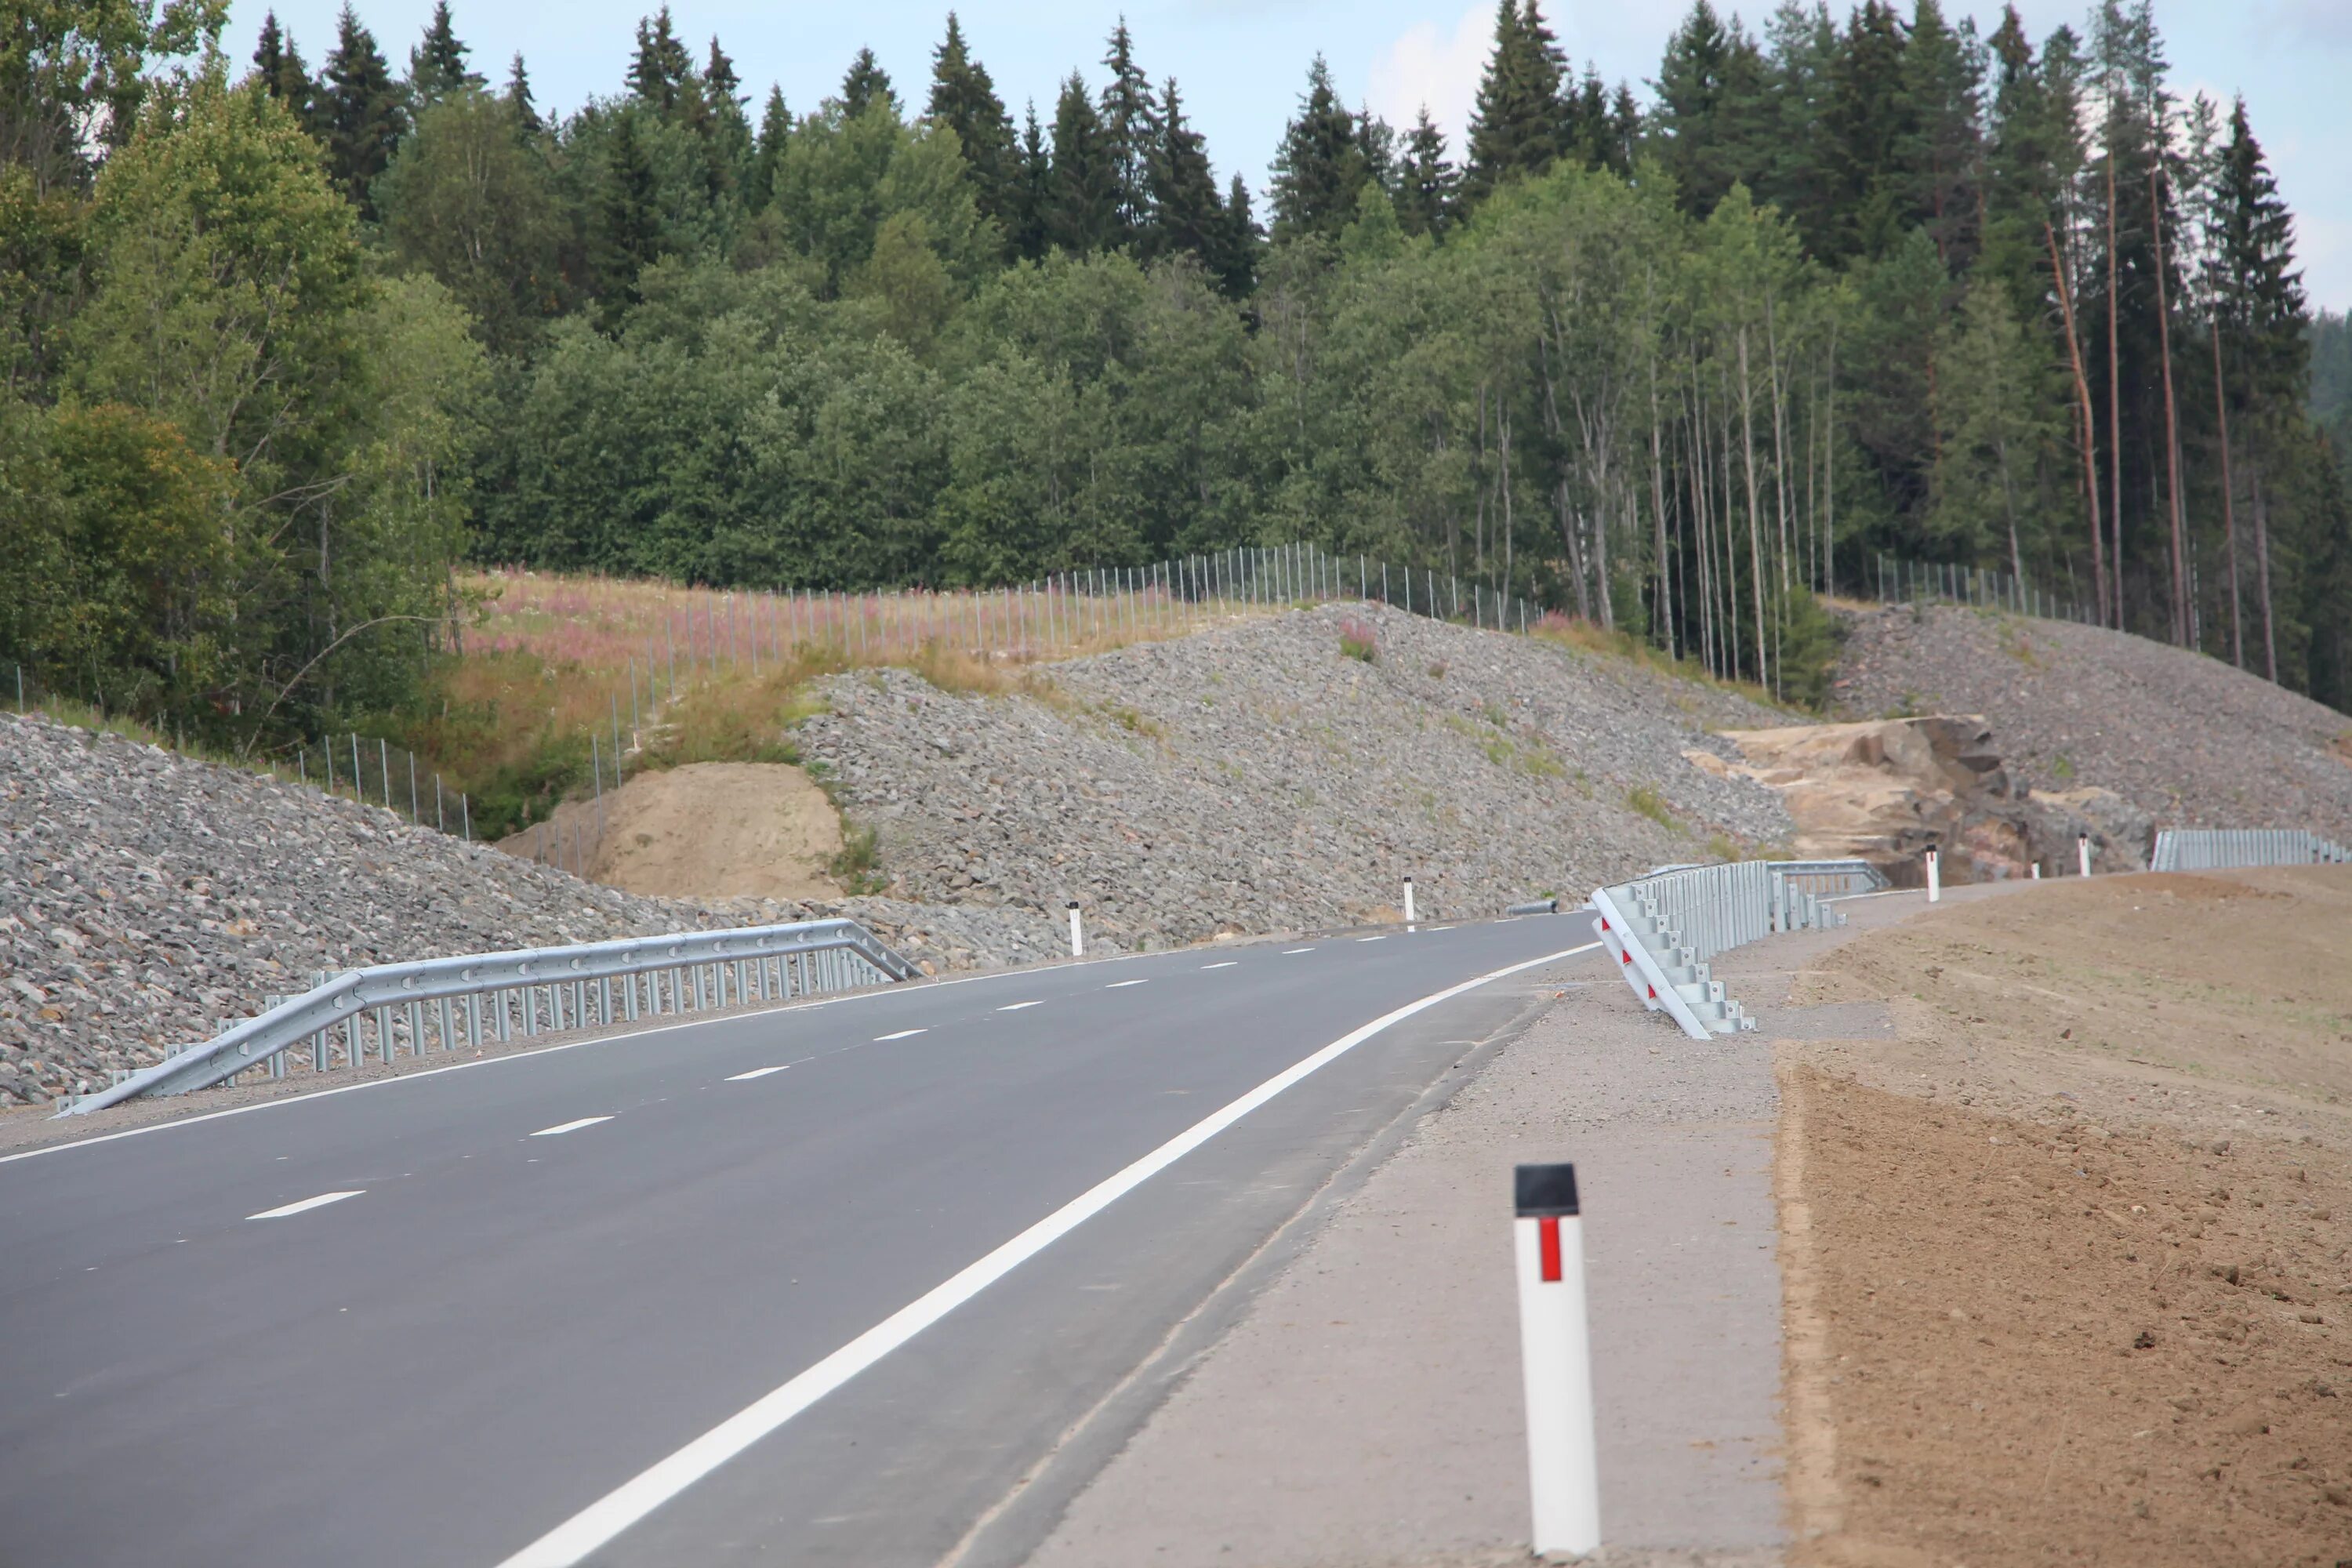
[1515,1162,1601,1557]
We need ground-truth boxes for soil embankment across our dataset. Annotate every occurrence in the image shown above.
[497,760,844,901]
[1778,867,2352,1565]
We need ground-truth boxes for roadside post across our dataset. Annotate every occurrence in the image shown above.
[2078,833,2092,877]
[1514,1162,1600,1556]
[1067,901,1083,958]
[1403,876,1417,924]
[1925,846,1941,903]
[2031,863,2042,880]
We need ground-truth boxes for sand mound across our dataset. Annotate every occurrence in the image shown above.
[499,761,843,901]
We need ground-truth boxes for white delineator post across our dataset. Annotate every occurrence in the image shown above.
[2078,833,2092,877]
[2031,863,2042,880]
[1925,846,1941,903]
[1515,1162,1600,1556]
[1403,877,1417,925]
[1067,901,1084,958]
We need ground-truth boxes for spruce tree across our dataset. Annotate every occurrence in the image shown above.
[1046,74,1116,253]
[408,1,481,106]
[840,48,897,119]
[927,14,1019,238]
[691,38,750,199]
[1898,0,1985,271]
[506,51,540,133]
[1462,0,1564,204]
[320,4,408,217]
[1212,172,1261,296]
[749,86,791,212]
[599,107,665,302]
[1269,56,1368,242]
[628,7,695,118]
[1099,20,1156,243]
[1824,0,1915,260]
[1396,108,1457,239]
[252,13,318,128]
[1010,102,1053,261]
[1144,78,1223,267]
[1653,0,1769,218]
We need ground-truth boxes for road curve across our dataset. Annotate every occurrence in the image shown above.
[0,917,1601,1567]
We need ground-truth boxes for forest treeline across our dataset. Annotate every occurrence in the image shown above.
[5,0,2350,749]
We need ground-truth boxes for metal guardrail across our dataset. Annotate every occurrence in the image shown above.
[2149,828,2352,872]
[60,918,918,1117]
[1591,858,1885,1040]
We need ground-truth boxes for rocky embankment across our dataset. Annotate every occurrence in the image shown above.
[797,603,1795,948]
[0,713,1060,1107]
[1834,604,2352,839]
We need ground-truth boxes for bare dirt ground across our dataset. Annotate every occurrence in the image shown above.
[1777,868,2352,1566]
[495,760,843,900]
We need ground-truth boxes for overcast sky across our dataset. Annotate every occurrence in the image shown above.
[224,1,2352,313]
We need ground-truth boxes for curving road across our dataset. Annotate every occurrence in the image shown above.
[0,918,1600,1568]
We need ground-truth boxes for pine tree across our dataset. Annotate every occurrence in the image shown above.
[840,48,897,119]
[1269,56,1369,242]
[749,85,791,212]
[628,6,696,118]
[1462,0,1565,203]
[408,1,481,106]
[1099,19,1156,243]
[1144,77,1223,267]
[1396,108,1458,239]
[506,51,540,133]
[1047,73,1116,253]
[320,3,408,217]
[927,13,1019,239]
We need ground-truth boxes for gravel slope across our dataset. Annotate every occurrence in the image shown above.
[0,713,1058,1107]
[799,602,1795,949]
[1833,604,2352,838]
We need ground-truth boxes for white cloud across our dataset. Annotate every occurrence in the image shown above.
[1366,2,1494,154]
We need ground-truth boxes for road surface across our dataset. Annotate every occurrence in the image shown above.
[0,917,1599,1568]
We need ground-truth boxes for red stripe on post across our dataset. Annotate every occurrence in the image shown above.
[1538,1214,1563,1282]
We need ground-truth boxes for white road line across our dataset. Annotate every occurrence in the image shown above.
[1357,935,1388,942]
[530,1116,614,1138]
[492,938,1601,1568]
[1105,979,1149,989]
[1282,947,1315,954]
[873,1029,928,1041]
[247,1190,363,1221]
[997,1001,1043,1012]
[1200,961,1238,970]
[725,1066,791,1082]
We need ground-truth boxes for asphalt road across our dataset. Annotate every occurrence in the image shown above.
[0,917,1600,1568]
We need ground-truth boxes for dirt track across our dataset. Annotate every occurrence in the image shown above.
[1778,868,2352,1566]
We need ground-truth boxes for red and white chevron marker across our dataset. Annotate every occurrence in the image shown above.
[1514,1162,1600,1555]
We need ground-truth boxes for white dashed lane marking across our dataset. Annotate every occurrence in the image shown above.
[998,1001,1043,1012]
[874,1029,927,1040]
[531,1116,614,1138]
[726,1066,791,1082]
[248,1191,364,1221]
[1105,979,1149,989]
[1200,961,1237,970]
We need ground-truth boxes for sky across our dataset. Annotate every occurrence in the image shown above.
[223,0,2352,312]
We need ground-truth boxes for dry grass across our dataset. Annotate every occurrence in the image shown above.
[1528,612,1798,713]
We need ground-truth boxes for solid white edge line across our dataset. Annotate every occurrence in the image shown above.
[247,1189,363,1221]
[724,1066,791,1082]
[530,1116,614,1138]
[873,1029,928,1041]
[491,939,1602,1568]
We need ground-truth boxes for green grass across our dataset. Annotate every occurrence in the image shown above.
[1626,783,1681,833]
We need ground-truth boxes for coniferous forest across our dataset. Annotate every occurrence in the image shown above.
[5,0,2351,748]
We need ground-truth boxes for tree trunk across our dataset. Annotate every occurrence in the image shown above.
[2252,459,2278,682]
[1649,338,1675,659]
[2210,318,2243,668]
[1738,326,1768,694]
[2148,165,2190,646]
[2047,219,2107,625]
[2106,158,2125,630]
